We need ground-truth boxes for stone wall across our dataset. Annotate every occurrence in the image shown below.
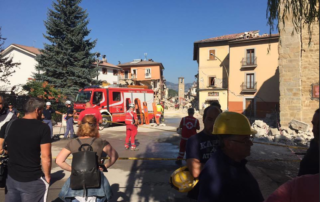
[279,8,319,127]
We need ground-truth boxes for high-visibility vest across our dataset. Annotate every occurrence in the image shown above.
[156,105,163,112]
[125,111,135,125]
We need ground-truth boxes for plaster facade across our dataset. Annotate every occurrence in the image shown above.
[229,37,279,118]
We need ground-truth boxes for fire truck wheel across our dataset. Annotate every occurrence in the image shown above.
[102,114,111,128]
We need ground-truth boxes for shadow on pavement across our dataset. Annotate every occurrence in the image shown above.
[51,170,66,185]
[123,145,188,202]
[109,184,130,202]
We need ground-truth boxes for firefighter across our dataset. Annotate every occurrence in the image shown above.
[156,102,164,125]
[125,103,138,151]
[176,108,200,165]
[198,112,263,202]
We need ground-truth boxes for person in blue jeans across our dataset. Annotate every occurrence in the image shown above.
[64,100,76,139]
[43,102,62,138]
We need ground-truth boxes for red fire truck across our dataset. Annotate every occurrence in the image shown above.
[73,85,155,128]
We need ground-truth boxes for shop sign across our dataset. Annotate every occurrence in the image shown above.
[208,92,219,96]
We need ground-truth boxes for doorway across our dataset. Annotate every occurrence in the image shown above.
[245,98,254,117]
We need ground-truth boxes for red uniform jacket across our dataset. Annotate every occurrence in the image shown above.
[180,116,200,138]
[125,110,137,125]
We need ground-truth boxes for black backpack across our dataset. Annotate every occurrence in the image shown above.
[70,138,101,191]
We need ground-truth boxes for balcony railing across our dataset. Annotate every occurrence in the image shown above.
[131,74,137,79]
[119,75,130,80]
[145,73,151,78]
[241,82,257,93]
[241,57,257,68]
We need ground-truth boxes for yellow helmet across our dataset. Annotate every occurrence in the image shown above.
[169,166,198,193]
[212,111,257,135]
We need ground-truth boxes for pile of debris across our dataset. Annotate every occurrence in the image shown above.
[253,117,313,146]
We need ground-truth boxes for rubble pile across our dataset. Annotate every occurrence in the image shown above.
[253,117,313,146]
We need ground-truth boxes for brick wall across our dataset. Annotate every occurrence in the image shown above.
[279,9,319,126]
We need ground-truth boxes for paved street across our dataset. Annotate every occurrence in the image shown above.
[0,110,306,202]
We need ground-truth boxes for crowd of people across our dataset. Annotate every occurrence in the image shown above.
[174,102,319,202]
[0,96,318,202]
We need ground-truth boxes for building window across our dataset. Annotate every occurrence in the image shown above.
[145,68,151,78]
[113,92,121,101]
[246,73,255,89]
[125,70,129,79]
[209,49,216,60]
[102,68,107,74]
[246,49,255,65]
[132,69,137,78]
[209,77,215,87]
[113,70,118,75]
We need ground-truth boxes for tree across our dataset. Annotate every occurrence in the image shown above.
[267,0,319,40]
[0,27,20,84]
[23,80,65,102]
[35,0,97,96]
[168,89,178,97]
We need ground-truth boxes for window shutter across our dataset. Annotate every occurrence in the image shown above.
[209,50,215,60]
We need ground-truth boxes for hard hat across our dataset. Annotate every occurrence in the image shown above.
[65,100,71,105]
[169,166,198,193]
[46,102,51,106]
[129,103,134,108]
[212,111,257,135]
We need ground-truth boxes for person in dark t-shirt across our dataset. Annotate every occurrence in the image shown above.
[0,97,51,202]
[42,101,62,138]
[185,104,222,200]
[64,100,76,139]
[8,103,20,118]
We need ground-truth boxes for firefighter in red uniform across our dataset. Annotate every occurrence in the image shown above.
[176,108,200,165]
[125,103,138,150]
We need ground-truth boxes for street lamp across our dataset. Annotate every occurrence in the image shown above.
[211,53,229,110]
[95,52,101,81]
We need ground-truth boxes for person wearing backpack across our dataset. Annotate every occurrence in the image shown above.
[175,108,200,165]
[56,115,119,202]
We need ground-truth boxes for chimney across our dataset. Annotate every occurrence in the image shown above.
[148,59,153,62]
[102,55,107,62]
[118,61,121,64]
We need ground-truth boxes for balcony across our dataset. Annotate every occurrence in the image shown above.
[131,74,137,79]
[118,75,130,80]
[241,82,257,93]
[241,57,257,69]
[145,73,151,78]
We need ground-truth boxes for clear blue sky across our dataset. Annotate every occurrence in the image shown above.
[0,0,277,84]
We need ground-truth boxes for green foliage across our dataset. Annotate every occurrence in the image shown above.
[35,0,97,96]
[267,0,319,41]
[23,80,66,102]
[0,27,20,84]
[168,89,178,97]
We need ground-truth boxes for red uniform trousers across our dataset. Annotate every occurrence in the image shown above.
[125,124,137,147]
[177,134,195,159]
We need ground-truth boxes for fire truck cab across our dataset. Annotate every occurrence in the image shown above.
[73,85,155,128]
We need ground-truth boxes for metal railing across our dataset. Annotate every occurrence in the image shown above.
[241,82,257,92]
[241,57,257,66]
[131,74,137,79]
[118,75,130,80]
[145,73,151,78]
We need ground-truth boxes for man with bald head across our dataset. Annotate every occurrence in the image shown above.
[0,96,17,130]
[185,103,222,201]
[78,102,103,128]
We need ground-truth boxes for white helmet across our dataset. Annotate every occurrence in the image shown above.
[46,102,51,106]
[129,103,135,108]
[65,100,71,105]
